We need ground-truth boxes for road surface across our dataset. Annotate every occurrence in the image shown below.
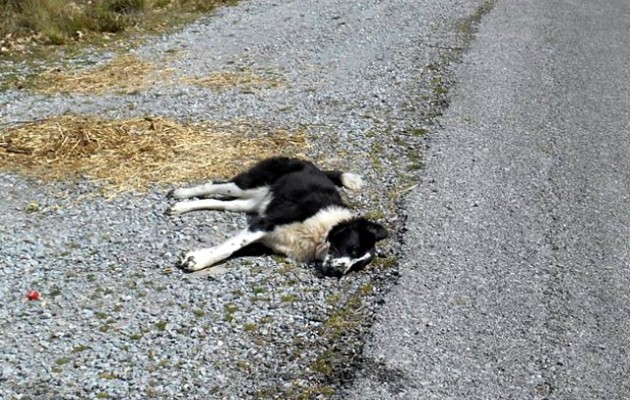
[349,0,630,398]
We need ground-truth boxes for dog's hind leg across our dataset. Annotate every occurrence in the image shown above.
[168,182,267,200]
[324,171,364,190]
[178,229,267,271]
[166,196,269,216]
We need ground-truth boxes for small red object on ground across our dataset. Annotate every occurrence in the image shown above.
[26,290,40,301]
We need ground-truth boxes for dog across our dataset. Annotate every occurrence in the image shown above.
[165,157,388,277]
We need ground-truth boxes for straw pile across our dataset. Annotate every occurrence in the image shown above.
[0,115,309,194]
[31,55,173,94]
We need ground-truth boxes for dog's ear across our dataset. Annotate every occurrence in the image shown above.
[365,221,388,241]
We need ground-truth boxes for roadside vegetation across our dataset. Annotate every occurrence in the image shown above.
[0,0,236,54]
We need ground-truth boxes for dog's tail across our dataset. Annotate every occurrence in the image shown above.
[325,171,364,190]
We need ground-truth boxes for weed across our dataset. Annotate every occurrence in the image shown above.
[279,263,295,274]
[364,209,386,221]
[280,294,297,303]
[360,283,374,296]
[409,128,428,137]
[373,255,398,269]
[237,360,251,372]
[370,142,384,171]
[252,286,266,295]
[310,351,334,376]
[72,344,89,353]
[55,357,70,365]
[224,304,239,313]
[154,321,168,331]
[99,372,117,380]
[25,202,40,213]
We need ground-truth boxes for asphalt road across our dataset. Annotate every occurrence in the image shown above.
[348,0,630,399]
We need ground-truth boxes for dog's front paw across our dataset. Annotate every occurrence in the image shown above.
[165,202,187,216]
[177,249,221,272]
[166,188,190,200]
[177,251,203,271]
[341,173,364,191]
[167,188,192,200]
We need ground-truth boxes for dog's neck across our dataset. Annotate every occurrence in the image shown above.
[262,206,355,261]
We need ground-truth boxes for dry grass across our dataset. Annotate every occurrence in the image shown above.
[183,71,284,91]
[27,56,283,94]
[0,115,309,195]
[31,55,173,94]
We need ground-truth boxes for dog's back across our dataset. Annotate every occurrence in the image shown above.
[245,157,346,229]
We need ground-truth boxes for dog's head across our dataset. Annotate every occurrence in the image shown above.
[317,218,388,277]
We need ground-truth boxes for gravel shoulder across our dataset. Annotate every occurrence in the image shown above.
[1,1,485,398]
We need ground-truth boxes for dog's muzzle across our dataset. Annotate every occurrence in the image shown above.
[317,253,374,277]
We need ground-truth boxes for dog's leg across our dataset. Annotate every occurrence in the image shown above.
[168,182,267,200]
[166,197,267,216]
[324,171,364,190]
[179,229,267,271]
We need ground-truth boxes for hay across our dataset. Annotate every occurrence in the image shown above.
[0,115,309,194]
[31,55,173,94]
[182,71,284,90]
[30,55,284,94]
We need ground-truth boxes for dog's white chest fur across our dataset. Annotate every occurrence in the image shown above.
[261,206,354,261]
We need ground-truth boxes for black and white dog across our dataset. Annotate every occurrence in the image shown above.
[166,157,388,277]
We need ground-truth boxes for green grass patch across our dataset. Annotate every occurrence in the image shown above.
[72,344,89,353]
[280,294,297,303]
[409,127,428,137]
[55,357,70,365]
[224,303,239,313]
[364,209,386,221]
[0,0,238,49]
[154,320,168,331]
[373,255,398,269]
[99,372,117,380]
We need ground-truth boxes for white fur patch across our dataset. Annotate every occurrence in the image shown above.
[170,183,269,199]
[341,173,364,190]
[180,229,266,271]
[323,251,372,274]
[261,206,355,261]
[168,187,271,216]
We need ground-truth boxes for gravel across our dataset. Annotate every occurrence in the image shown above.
[1,0,484,398]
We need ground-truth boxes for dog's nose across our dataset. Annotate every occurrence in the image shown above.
[316,261,346,278]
